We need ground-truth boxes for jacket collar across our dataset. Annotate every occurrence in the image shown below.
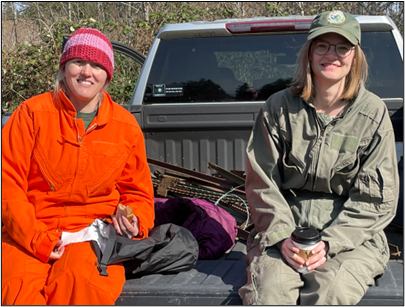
[302,85,365,115]
[58,89,114,126]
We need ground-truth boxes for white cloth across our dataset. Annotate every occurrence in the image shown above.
[60,219,111,253]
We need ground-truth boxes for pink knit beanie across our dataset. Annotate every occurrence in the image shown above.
[59,28,114,82]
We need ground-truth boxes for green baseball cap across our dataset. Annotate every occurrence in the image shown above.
[307,10,361,45]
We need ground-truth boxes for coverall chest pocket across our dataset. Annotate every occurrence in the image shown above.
[280,131,306,177]
[330,136,369,190]
[86,141,129,197]
[330,133,367,168]
[28,156,56,193]
[29,140,65,193]
[278,130,310,190]
[332,154,360,180]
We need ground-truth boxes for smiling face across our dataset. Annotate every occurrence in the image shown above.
[62,59,108,110]
[310,33,355,89]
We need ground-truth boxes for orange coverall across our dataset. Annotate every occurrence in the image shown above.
[2,90,154,305]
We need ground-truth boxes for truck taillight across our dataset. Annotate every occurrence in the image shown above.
[226,19,313,34]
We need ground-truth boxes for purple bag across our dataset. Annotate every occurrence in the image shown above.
[154,197,238,260]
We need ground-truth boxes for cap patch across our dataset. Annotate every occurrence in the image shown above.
[327,11,346,24]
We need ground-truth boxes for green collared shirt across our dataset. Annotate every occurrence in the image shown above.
[76,109,98,130]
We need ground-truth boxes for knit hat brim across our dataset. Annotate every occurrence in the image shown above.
[59,28,114,82]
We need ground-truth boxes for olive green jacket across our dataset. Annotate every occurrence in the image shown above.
[246,86,399,260]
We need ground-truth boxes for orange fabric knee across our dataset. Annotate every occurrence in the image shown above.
[3,234,126,305]
[44,241,126,305]
[2,233,50,305]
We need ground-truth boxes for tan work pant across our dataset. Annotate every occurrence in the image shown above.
[238,243,388,305]
[2,232,125,305]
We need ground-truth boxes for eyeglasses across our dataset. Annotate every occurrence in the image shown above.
[312,40,355,58]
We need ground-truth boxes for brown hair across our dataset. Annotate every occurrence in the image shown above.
[289,41,369,101]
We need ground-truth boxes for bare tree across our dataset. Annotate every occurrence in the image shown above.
[297,2,305,16]
[12,2,18,44]
[142,2,150,22]
[128,2,132,25]
[98,2,104,22]
[236,2,245,17]
[371,2,377,14]
[2,1,404,51]
[76,2,80,21]
[358,2,364,14]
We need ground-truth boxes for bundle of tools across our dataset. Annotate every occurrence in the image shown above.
[148,158,253,240]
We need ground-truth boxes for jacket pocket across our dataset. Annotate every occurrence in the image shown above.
[86,141,129,197]
[280,138,307,190]
[87,166,125,197]
[333,156,360,176]
[365,232,390,263]
[357,170,396,208]
[29,153,56,193]
[281,134,306,178]
[283,151,305,174]
[329,139,368,194]
[330,135,369,175]
[330,156,360,194]
[376,166,397,203]
[331,139,366,175]
[324,263,369,304]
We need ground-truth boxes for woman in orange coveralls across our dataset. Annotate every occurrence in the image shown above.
[2,28,154,305]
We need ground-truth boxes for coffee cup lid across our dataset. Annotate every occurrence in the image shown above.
[291,227,321,244]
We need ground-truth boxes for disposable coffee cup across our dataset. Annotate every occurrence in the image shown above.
[291,227,321,274]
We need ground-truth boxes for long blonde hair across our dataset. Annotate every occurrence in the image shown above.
[53,68,66,93]
[289,40,369,101]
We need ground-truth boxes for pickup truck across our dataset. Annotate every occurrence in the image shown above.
[2,14,404,305]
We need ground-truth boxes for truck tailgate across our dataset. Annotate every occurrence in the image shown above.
[117,229,403,305]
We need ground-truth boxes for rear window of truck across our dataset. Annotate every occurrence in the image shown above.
[143,32,403,103]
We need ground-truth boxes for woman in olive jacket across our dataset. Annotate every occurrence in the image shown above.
[238,11,399,305]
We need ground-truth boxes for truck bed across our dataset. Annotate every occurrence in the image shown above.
[116,227,403,305]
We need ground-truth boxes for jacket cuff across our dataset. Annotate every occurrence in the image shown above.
[320,235,341,260]
[255,227,295,253]
[134,218,148,240]
[35,232,62,263]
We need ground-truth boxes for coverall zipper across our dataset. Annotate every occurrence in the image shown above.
[305,113,327,225]
[69,120,98,200]
[312,115,342,191]
[312,113,325,191]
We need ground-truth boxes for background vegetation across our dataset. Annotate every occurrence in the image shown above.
[2,2,403,115]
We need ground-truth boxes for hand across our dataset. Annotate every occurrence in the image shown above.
[112,214,139,238]
[279,237,306,270]
[49,240,65,260]
[279,238,328,272]
[306,240,328,271]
